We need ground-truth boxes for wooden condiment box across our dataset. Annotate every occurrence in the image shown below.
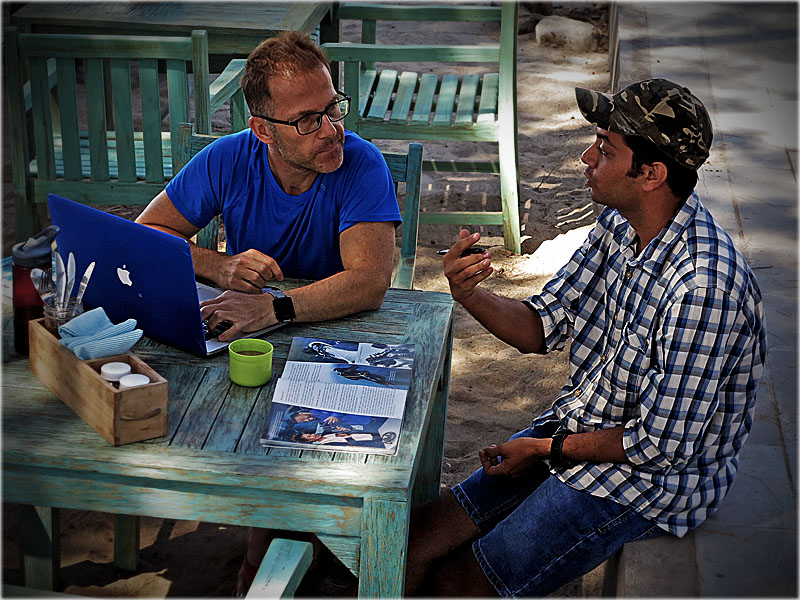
[28,318,168,445]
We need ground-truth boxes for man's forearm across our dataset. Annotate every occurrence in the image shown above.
[286,267,389,323]
[561,427,628,463]
[481,426,628,477]
[459,287,545,353]
[189,243,225,283]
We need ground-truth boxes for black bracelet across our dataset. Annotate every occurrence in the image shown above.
[550,427,574,468]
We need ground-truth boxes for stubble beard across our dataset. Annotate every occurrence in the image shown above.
[273,128,345,175]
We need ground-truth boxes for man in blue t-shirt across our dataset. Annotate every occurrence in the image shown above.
[136,31,401,344]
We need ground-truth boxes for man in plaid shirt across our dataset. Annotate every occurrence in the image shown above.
[406,79,767,597]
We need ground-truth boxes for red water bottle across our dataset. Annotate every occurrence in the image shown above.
[12,225,60,355]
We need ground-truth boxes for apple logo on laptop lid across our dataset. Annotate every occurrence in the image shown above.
[117,265,133,287]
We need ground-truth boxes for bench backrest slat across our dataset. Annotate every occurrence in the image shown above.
[55,57,82,180]
[29,57,56,180]
[165,59,189,174]
[110,58,137,183]
[85,58,110,182]
[139,58,165,183]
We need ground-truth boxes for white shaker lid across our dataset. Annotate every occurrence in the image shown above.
[118,374,151,389]
[100,362,132,382]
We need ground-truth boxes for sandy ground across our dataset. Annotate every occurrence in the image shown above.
[2,3,610,596]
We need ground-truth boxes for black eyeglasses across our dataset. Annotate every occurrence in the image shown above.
[252,93,351,135]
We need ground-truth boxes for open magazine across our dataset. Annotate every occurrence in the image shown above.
[260,337,416,455]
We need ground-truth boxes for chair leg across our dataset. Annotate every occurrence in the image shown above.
[498,138,521,254]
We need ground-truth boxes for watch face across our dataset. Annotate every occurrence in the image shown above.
[273,295,296,322]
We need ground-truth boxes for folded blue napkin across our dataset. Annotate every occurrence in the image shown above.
[58,307,143,360]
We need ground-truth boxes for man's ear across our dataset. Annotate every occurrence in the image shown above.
[249,116,274,145]
[640,161,669,192]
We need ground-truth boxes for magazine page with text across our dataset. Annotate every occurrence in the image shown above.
[261,337,416,455]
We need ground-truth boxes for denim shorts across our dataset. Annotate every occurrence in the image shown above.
[451,421,666,597]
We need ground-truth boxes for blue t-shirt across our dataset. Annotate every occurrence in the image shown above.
[165,129,400,280]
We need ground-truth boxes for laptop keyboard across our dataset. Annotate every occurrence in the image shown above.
[203,320,233,340]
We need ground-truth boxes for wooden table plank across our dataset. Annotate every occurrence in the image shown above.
[155,363,206,442]
[171,367,231,448]
[2,444,414,500]
[204,379,273,453]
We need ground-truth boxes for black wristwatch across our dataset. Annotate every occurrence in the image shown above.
[550,426,574,468]
[265,287,295,323]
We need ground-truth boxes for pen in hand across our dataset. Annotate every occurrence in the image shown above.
[437,246,487,257]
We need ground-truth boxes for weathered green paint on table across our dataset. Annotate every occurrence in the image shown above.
[11,2,333,56]
[2,287,454,597]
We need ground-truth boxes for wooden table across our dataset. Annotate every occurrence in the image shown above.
[11,2,335,56]
[2,286,454,597]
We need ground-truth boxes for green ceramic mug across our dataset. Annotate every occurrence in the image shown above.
[229,339,273,387]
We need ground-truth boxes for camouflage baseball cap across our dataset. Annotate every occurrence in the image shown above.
[575,78,713,169]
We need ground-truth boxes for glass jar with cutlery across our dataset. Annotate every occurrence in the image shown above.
[12,225,59,355]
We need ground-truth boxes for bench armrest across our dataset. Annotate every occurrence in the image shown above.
[209,58,246,115]
[247,539,313,598]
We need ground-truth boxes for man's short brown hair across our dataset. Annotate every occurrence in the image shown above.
[241,31,331,117]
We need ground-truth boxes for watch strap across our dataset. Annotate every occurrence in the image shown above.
[550,426,574,468]
[264,287,295,323]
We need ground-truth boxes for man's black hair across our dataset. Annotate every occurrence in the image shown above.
[623,134,698,201]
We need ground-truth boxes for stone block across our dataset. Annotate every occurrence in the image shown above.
[610,533,699,596]
[535,15,598,52]
[694,525,798,596]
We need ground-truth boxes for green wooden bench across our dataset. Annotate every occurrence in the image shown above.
[4,27,248,242]
[322,2,521,253]
[175,122,424,289]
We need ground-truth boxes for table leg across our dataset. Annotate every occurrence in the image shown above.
[411,320,454,507]
[358,498,409,597]
[114,514,140,571]
[19,505,60,591]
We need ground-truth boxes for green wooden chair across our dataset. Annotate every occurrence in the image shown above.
[4,27,248,242]
[321,2,521,253]
[175,122,423,289]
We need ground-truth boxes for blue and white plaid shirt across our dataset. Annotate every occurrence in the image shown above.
[525,192,767,537]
